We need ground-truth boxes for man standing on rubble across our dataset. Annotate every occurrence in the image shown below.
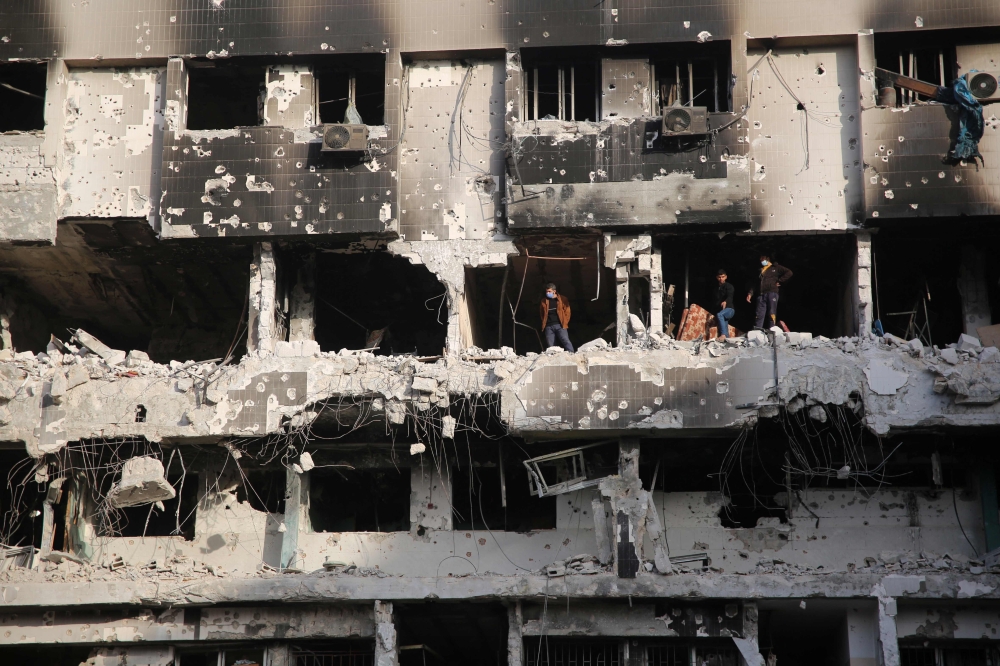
[715,269,735,341]
[540,283,574,352]
[746,253,793,330]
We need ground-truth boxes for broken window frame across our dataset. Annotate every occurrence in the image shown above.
[526,64,588,121]
[522,440,615,498]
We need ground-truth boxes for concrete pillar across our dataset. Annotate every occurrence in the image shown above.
[733,603,764,666]
[876,591,900,666]
[248,242,281,355]
[289,253,316,342]
[265,644,293,666]
[375,600,399,666]
[648,248,664,335]
[280,466,305,570]
[507,601,524,666]
[846,607,879,666]
[615,265,630,347]
[410,463,452,532]
[958,245,992,336]
[613,439,641,578]
[854,230,873,337]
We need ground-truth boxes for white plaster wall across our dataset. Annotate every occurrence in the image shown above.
[0,133,58,242]
[747,45,863,231]
[59,67,166,226]
[398,60,505,241]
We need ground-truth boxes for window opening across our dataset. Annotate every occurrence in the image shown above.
[176,648,266,666]
[523,441,618,498]
[452,462,556,532]
[315,54,386,125]
[185,62,265,130]
[292,641,376,666]
[106,473,198,539]
[0,62,46,132]
[309,467,410,533]
[524,638,623,666]
[235,470,286,515]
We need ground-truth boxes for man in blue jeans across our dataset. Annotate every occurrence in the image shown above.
[715,269,736,341]
[539,283,574,352]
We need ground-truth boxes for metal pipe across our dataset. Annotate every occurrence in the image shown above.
[558,67,564,120]
[684,253,689,309]
[713,60,719,112]
[675,62,681,105]
[650,62,656,111]
[570,66,576,121]
[533,68,539,120]
[899,52,906,104]
[939,49,946,86]
[908,51,914,103]
[688,60,694,106]
[591,241,601,301]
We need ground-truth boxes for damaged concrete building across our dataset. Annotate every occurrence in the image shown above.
[2,1,1000,665]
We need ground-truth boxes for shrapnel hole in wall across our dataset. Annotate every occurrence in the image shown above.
[0,62,46,132]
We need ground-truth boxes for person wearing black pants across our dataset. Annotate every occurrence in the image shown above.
[746,253,793,330]
[539,283,574,352]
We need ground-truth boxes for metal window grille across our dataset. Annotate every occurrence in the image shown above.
[646,645,738,666]
[525,639,622,666]
[293,650,375,666]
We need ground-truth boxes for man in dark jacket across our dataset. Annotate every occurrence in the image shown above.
[715,269,736,340]
[539,283,574,351]
[746,253,792,330]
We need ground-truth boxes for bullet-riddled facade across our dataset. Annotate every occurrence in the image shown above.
[2,2,1000,666]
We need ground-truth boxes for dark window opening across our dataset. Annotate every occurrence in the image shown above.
[315,251,448,356]
[176,648,266,666]
[873,28,1000,106]
[396,602,509,666]
[452,461,556,532]
[872,223,1000,349]
[659,233,858,340]
[309,467,410,533]
[134,405,147,423]
[106,473,198,540]
[0,62,46,132]
[646,643,740,666]
[524,62,600,122]
[758,604,853,665]
[521,42,730,123]
[0,220,251,363]
[0,646,94,666]
[186,62,264,130]
[482,239,616,354]
[901,644,1000,666]
[524,639,623,666]
[0,450,45,550]
[315,54,386,125]
[235,469,286,515]
[292,641,376,666]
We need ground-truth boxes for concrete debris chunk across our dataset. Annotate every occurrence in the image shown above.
[108,456,176,508]
[956,333,983,354]
[65,364,90,390]
[411,376,437,393]
[981,347,1000,364]
[747,330,767,346]
[409,442,426,455]
[577,338,610,352]
[299,451,315,472]
[74,329,127,366]
[49,371,68,404]
[0,378,17,402]
[906,338,924,355]
[628,313,647,337]
[125,350,149,368]
[441,415,456,439]
[940,347,961,365]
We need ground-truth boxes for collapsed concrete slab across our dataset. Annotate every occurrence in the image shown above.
[107,456,176,508]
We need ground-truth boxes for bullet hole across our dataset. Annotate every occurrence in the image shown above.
[815,65,825,76]
[135,405,147,423]
[848,138,857,150]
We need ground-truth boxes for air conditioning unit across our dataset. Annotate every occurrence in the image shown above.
[965,71,1000,102]
[321,124,369,151]
[661,106,709,135]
